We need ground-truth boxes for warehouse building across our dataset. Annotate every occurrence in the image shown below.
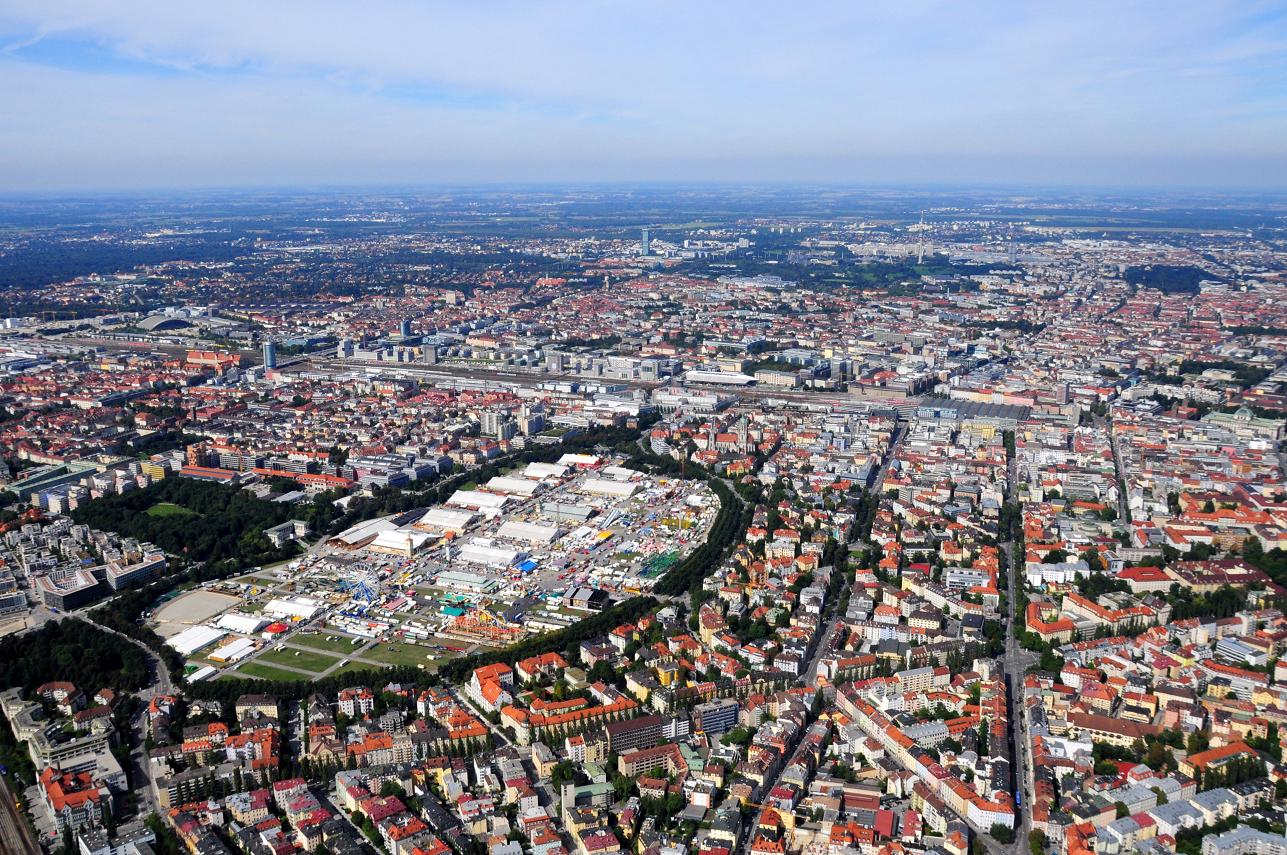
[415,507,477,533]
[457,540,525,567]
[436,570,501,594]
[581,478,639,499]
[167,625,227,657]
[495,520,560,545]
[368,529,434,557]
[523,462,569,480]
[216,613,266,635]
[447,490,511,513]
[264,597,322,620]
[537,502,594,523]
[208,637,257,663]
[484,476,543,497]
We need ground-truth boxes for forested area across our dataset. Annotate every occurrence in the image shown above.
[70,477,306,568]
[0,236,241,290]
[1123,264,1211,294]
[1145,358,1271,388]
[0,618,150,691]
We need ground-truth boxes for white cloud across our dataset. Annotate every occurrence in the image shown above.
[0,1,1284,188]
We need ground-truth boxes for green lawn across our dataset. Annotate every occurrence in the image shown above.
[256,646,344,674]
[330,659,383,678]
[360,642,439,668]
[233,661,312,682]
[146,502,197,518]
[291,633,368,655]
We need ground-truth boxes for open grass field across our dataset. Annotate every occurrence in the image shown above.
[291,633,368,655]
[255,646,343,674]
[243,576,280,588]
[146,502,198,518]
[360,642,439,668]
[232,661,311,681]
[329,659,379,678]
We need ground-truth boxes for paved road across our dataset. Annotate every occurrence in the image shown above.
[1099,414,1132,524]
[89,618,172,820]
[998,540,1037,854]
[997,439,1037,855]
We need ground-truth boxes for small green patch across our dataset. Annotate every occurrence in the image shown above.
[146,502,197,518]
[328,659,379,677]
[243,577,280,588]
[291,633,367,654]
[232,661,313,682]
[255,646,344,674]
[360,642,438,668]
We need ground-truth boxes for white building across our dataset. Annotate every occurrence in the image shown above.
[447,490,510,513]
[484,476,542,497]
[495,521,560,545]
[458,541,525,567]
[264,597,322,620]
[167,625,227,657]
[581,478,639,499]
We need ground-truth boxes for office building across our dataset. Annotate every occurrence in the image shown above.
[603,714,662,753]
[693,698,739,735]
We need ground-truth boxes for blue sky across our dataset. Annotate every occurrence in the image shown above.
[1,1,1286,190]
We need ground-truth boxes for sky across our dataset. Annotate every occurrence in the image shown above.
[1,1,1287,191]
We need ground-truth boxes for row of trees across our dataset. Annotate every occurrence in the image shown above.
[653,476,745,598]
[1195,753,1266,791]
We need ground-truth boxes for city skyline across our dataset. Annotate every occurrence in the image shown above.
[2,1,1286,190]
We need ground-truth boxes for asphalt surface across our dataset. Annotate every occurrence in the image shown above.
[993,439,1037,855]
